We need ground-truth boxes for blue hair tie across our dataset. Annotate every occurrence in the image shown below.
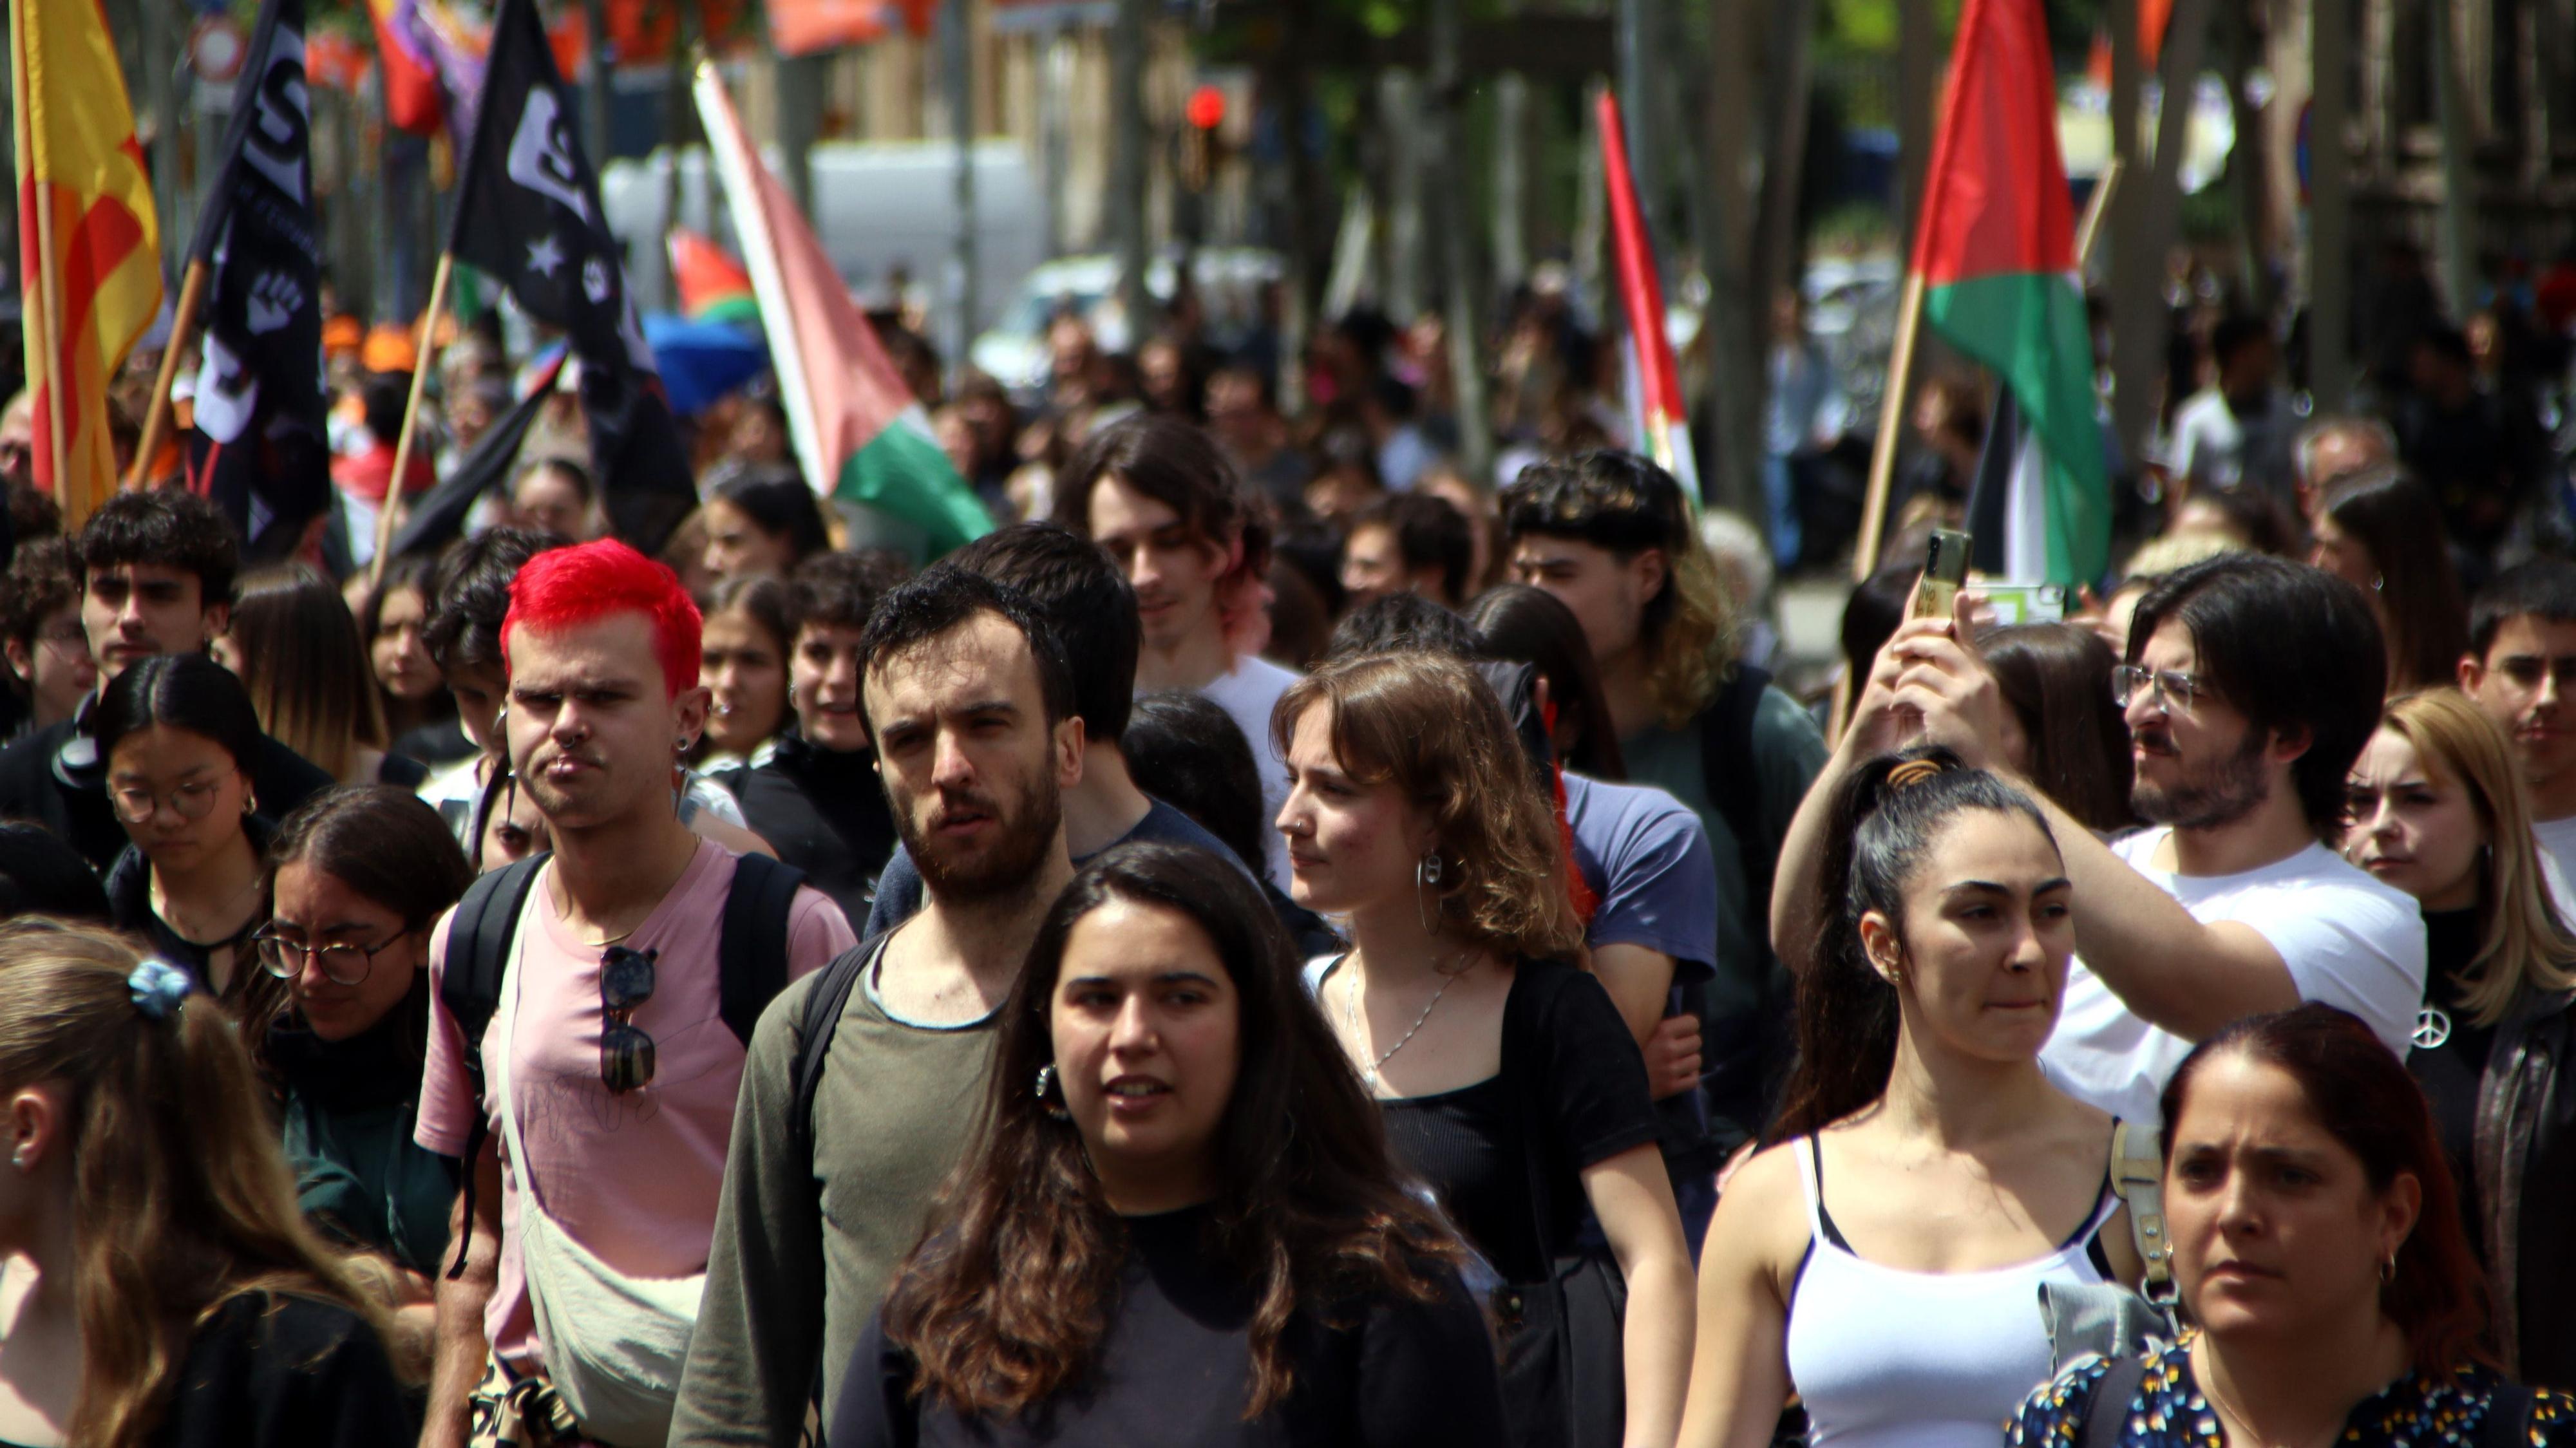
[128,958,196,1022]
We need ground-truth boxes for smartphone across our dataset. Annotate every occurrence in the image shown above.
[1911,529,1973,621]
[1976,582,2070,628]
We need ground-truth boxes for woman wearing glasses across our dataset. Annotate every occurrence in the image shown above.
[97,653,279,1010]
[256,786,475,1283]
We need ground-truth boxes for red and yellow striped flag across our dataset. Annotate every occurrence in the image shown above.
[11,0,162,524]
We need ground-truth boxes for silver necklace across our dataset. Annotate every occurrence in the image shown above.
[1339,954,1470,1089]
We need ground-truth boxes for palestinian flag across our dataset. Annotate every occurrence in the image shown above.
[668,227,760,327]
[694,62,990,559]
[1914,0,2108,585]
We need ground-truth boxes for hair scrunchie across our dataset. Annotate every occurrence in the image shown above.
[1884,757,1948,793]
[128,957,196,1022]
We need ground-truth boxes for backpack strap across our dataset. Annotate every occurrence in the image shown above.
[2109,1120,2175,1305]
[2078,1354,2151,1448]
[716,852,806,1049]
[788,933,887,1166]
[1697,663,1777,910]
[435,854,549,1279]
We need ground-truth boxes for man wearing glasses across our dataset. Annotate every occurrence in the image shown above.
[2460,560,2576,891]
[1879,552,2426,1124]
[0,489,334,867]
[413,540,856,1448]
[671,566,1083,1448]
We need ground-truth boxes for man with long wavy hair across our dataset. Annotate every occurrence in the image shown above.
[1501,451,1829,1174]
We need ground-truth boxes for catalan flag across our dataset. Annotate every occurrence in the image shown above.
[11,0,163,524]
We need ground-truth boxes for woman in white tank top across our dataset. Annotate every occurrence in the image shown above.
[1678,749,2143,1448]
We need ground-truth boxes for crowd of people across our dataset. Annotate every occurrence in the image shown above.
[0,262,2574,1448]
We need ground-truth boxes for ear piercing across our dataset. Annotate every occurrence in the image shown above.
[10,1147,28,1171]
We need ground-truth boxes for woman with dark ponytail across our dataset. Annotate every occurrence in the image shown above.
[1678,748,2143,1448]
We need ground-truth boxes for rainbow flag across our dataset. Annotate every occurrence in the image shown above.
[1596,89,1698,498]
[11,0,162,523]
[1915,0,2108,585]
[694,62,989,558]
[668,227,761,327]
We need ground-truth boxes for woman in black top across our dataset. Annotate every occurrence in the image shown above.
[97,654,279,1015]
[1273,652,1692,1448]
[0,919,412,1448]
[833,842,1502,1447]
[2343,688,2576,1386]
[712,553,903,922]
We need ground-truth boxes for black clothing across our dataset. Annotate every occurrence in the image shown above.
[2476,983,2576,1389]
[393,716,476,767]
[828,1205,1506,1448]
[375,751,430,789]
[713,731,898,926]
[0,710,335,870]
[102,814,277,999]
[2410,908,2498,1261]
[1358,957,1661,1285]
[148,1289,414,1447]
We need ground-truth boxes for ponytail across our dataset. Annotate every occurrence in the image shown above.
[1769,747,2058,1142]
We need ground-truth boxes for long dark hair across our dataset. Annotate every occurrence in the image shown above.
[266,787,473,1062]
[96,652,265,781]
[228,563,388,782]
[1984,623,2136,833]
[880,842,1463,1420]
[2160,1004,2490,1378]
[710,466,831,567]
[357,552,455,742]
[2320,466,2470,695]
[1468,583,1628,780]
[1770,747,2059,1142]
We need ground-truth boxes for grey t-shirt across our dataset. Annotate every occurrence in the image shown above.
[668,942,1000,1447]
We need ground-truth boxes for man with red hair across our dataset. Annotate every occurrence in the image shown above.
[415,539,857,1448]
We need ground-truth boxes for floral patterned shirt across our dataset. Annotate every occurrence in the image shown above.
[2007,1337,2576,1448]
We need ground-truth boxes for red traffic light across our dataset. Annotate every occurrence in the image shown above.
[1186,84,1226,132]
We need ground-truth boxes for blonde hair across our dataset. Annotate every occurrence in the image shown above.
[1273,652,1586,961]
[1642,535,1741,731]
[0,919,392,1448]
[2376,690,2576,1027]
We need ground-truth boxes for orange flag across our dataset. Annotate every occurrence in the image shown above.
[11,0,162,524]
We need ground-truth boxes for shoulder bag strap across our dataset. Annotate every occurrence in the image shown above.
[2079,1355,2152,1448]
[2482,1382,2535,1448]
[2109,1120,2176,1305]
[439,854,548,1279]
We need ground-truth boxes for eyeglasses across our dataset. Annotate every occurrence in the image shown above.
[252,930,401,986]
[110,776,227,825]
[600,945,658,1094]
[2112,665,2219,715]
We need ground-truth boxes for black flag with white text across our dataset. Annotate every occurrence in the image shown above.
[448,0,694,553]
[185,0,330,561]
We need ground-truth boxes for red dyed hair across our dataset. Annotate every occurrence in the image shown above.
[500,538,703,697]
[2160,1003,2492,1378]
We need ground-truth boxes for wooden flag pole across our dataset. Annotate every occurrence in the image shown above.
[369,252,456,585]
[32,183,77,529]
[1850,268,1927,586]
[2074,158,2121,274]
[126,258,211,492]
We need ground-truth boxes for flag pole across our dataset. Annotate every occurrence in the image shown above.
[1850,268,1926,585]
[370,251,455,585]
[31,183,76,529]
[126,258,211,491]
[2074,158,2121,274]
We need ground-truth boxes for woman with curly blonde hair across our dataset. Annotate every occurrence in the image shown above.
[1273,650,1694,1448]
[0,919,412,1448]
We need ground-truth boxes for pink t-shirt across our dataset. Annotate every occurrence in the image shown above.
[415,840,855,1369]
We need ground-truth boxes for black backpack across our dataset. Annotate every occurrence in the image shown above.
[1694,662,1795,1149]
[437,850,808,1276]
[782,929,894,1171]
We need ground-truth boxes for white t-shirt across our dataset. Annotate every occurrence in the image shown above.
[1195,652,1301,890]
[2040,827,2428,1124]
[2535,816,2576,910]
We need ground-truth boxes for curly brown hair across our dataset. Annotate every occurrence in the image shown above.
[1272,651,1586,962]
